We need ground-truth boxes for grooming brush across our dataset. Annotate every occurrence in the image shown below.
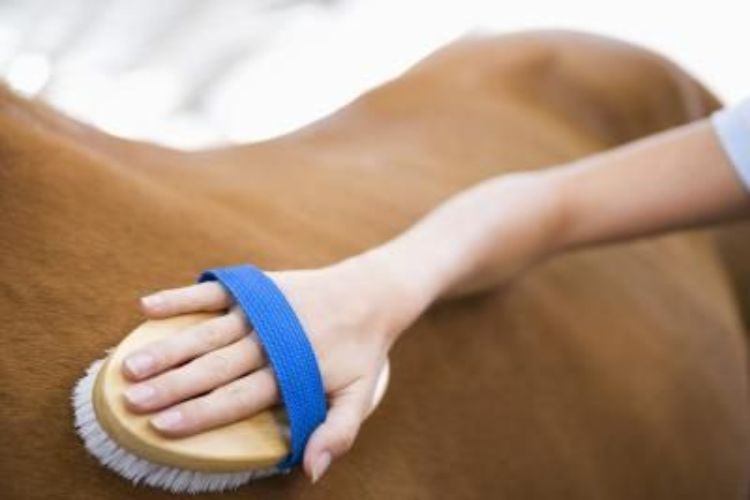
[72,265,390,493]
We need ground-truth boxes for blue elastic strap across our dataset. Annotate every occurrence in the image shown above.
[198,265,326,470]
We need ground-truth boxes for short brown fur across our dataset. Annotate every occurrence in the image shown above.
[1,31,748,499]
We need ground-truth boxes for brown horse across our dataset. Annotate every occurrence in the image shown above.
[1,31,748,499]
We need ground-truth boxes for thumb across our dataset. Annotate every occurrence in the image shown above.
[303,379,372,483]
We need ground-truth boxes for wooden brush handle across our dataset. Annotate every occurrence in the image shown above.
[93,313,390,472]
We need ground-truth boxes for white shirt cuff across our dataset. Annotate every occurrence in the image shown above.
[711,98,750,192]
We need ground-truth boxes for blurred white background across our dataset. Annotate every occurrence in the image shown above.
[1,0,747,149]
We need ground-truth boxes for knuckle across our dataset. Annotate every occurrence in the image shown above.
[209,283,231,302]
[169,287,195,308]
[334,428,357,452]
[196,322,227,351]
[180,399,207,427]
[222,382,258,411]
[153,291,173,309]
[227,309,247,332]
[202,352,234,380]
[142,346,169,370]
[151,378,178,404]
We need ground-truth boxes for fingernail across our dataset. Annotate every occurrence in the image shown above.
[311,451,332,484]
[141,294,164,311]
[152,410,183,431]
[125,353,155,377]
[125,384,156,406]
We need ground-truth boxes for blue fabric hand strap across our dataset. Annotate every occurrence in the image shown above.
[198,265,327,470]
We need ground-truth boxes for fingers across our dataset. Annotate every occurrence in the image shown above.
[140,282,232,318]
[123,307,250,380]
[303,378,372,484]
[124,335,265,413]
[149,367,279,437]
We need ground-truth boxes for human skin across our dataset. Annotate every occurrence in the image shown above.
[3,30,750,499]
[121,118,750,482]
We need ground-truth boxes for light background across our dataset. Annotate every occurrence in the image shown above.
[1,0,746,148]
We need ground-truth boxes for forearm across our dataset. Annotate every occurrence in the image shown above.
[359,119,749,343]
[373,171,564,301]
[554,120,750,249]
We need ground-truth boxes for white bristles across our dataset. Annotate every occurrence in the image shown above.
[72,358,283,493]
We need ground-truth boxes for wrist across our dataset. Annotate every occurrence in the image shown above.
[335,244,441,347]
[386,171,567,298]
[332,169,569,346]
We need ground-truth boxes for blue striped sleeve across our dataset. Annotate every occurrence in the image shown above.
[711,98,750,192]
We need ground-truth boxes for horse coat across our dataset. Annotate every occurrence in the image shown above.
[1,31,748,499]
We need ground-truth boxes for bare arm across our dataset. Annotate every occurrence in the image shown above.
[556,120,749,248]
[122,116,750,483]
[369,119,750,331]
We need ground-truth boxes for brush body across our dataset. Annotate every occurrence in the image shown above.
[72,313,390,493]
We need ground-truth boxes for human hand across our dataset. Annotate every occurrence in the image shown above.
[120,255,427,483]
